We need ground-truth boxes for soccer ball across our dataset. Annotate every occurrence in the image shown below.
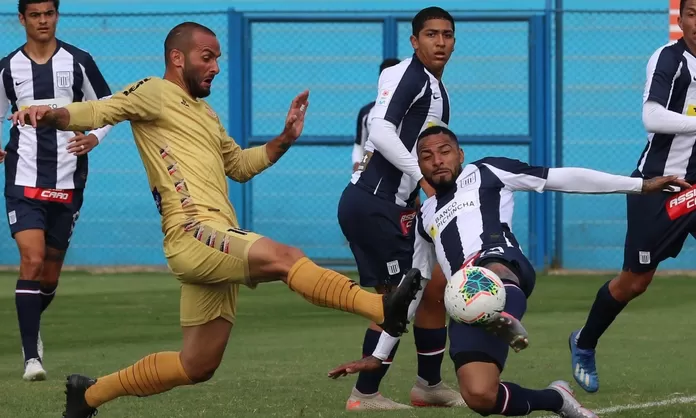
[444,266,506,325]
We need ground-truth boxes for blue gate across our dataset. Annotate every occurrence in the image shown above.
[230,11,552,269]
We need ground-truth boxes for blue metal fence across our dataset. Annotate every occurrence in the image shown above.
[1,6,691,271]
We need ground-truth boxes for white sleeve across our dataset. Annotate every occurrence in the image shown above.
[366,64,425,182]
[545,167,643,194]
[642,101,696,134]
[351,143,364,165]
[480,157,548,192]
[368,118,423,182]
[0,67,9,146]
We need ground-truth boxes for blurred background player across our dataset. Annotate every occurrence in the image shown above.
[352,58,400,172]
[329,126,687,418]
[10,22,421,418]
[337,7,464,410]
[569,0,696,394]
[0,0,112,381]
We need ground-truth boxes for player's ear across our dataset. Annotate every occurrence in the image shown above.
[458,147,464,164]
[410,34,418,51]
[18,12,26,27]
[170,49,185,68]
[679,15,683,31]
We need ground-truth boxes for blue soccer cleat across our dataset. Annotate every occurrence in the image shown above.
[569,330,599,393]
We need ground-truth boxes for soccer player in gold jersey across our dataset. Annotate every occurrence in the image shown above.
[9,22,422,418]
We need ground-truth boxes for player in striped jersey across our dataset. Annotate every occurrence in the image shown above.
[351,58,400,172]
[328,126,687,417]
[0,0,112,381]
[569,0,696,394]
[337,7,464,410]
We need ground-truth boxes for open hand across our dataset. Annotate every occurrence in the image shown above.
[282,90,309,142]
[327,355,382,379]
[8,105,54,128]
[66,132,99,156]
[642,175,691,193]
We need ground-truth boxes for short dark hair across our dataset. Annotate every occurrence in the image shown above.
[682,0,689,14]
[164,22,216,63]
[412,7,455,36]
[18,0,59,15]
[379,58,400,74]
[417,125,458,146]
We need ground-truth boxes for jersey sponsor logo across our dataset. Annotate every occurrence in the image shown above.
[376,89,391,106]
[122,78,150,96]
[666,185,696,220]
[399,210,417,235]
[24,187,73,203]
[687,104,696,116]
[433,194,479,229]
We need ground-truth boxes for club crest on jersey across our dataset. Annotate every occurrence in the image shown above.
[459,172,477,188]
[55,71,72,88]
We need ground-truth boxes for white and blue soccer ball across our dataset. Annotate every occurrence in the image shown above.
[444,266,507,325]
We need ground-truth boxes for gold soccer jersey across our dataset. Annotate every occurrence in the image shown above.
[64,77,272,234]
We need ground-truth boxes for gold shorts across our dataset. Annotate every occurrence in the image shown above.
[164,221,263,327]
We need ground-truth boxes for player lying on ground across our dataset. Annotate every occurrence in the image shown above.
[9,22,422,418]
[337,7,465,410]
[327,126,688,418]
[568,0,696,394]
[0,0,113,382]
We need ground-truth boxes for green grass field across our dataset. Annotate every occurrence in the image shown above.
[1,272,695,417]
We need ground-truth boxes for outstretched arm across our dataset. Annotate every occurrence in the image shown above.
[9,77,162,131]
[480,157,690,195]
[221,135,273,183]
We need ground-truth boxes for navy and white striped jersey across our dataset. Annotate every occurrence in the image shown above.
[413,157,548,278]
[352,101,374,165]
[351,54,451,207]
[639,38,696,182]
[0,40,113,190]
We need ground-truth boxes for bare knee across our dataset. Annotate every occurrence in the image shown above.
[248,238,306,281]
[19,249,45,280]
[460,381,499,415]
[180,352,221,383]
[610,270,655,302]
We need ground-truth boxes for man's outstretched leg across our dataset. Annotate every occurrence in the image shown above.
[247,237,421,336]
[64,284,236,418]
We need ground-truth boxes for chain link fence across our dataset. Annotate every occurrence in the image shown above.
[557,10,696,270]
[0,8,690,270]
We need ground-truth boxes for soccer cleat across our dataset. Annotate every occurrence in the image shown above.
[569,330,599,393]
[21,331,44,362]
[63,374,98,418]
[484,312,529,353]
[345,387,412,411]
[410,377,467,407]
[23,358,46,381]
[548,380,598,418]
[379,268,422,337]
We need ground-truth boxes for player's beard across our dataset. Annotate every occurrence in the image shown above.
[428,165,461,195]
[182,61,210,99]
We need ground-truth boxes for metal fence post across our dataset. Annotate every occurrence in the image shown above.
[227,9,248,228]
